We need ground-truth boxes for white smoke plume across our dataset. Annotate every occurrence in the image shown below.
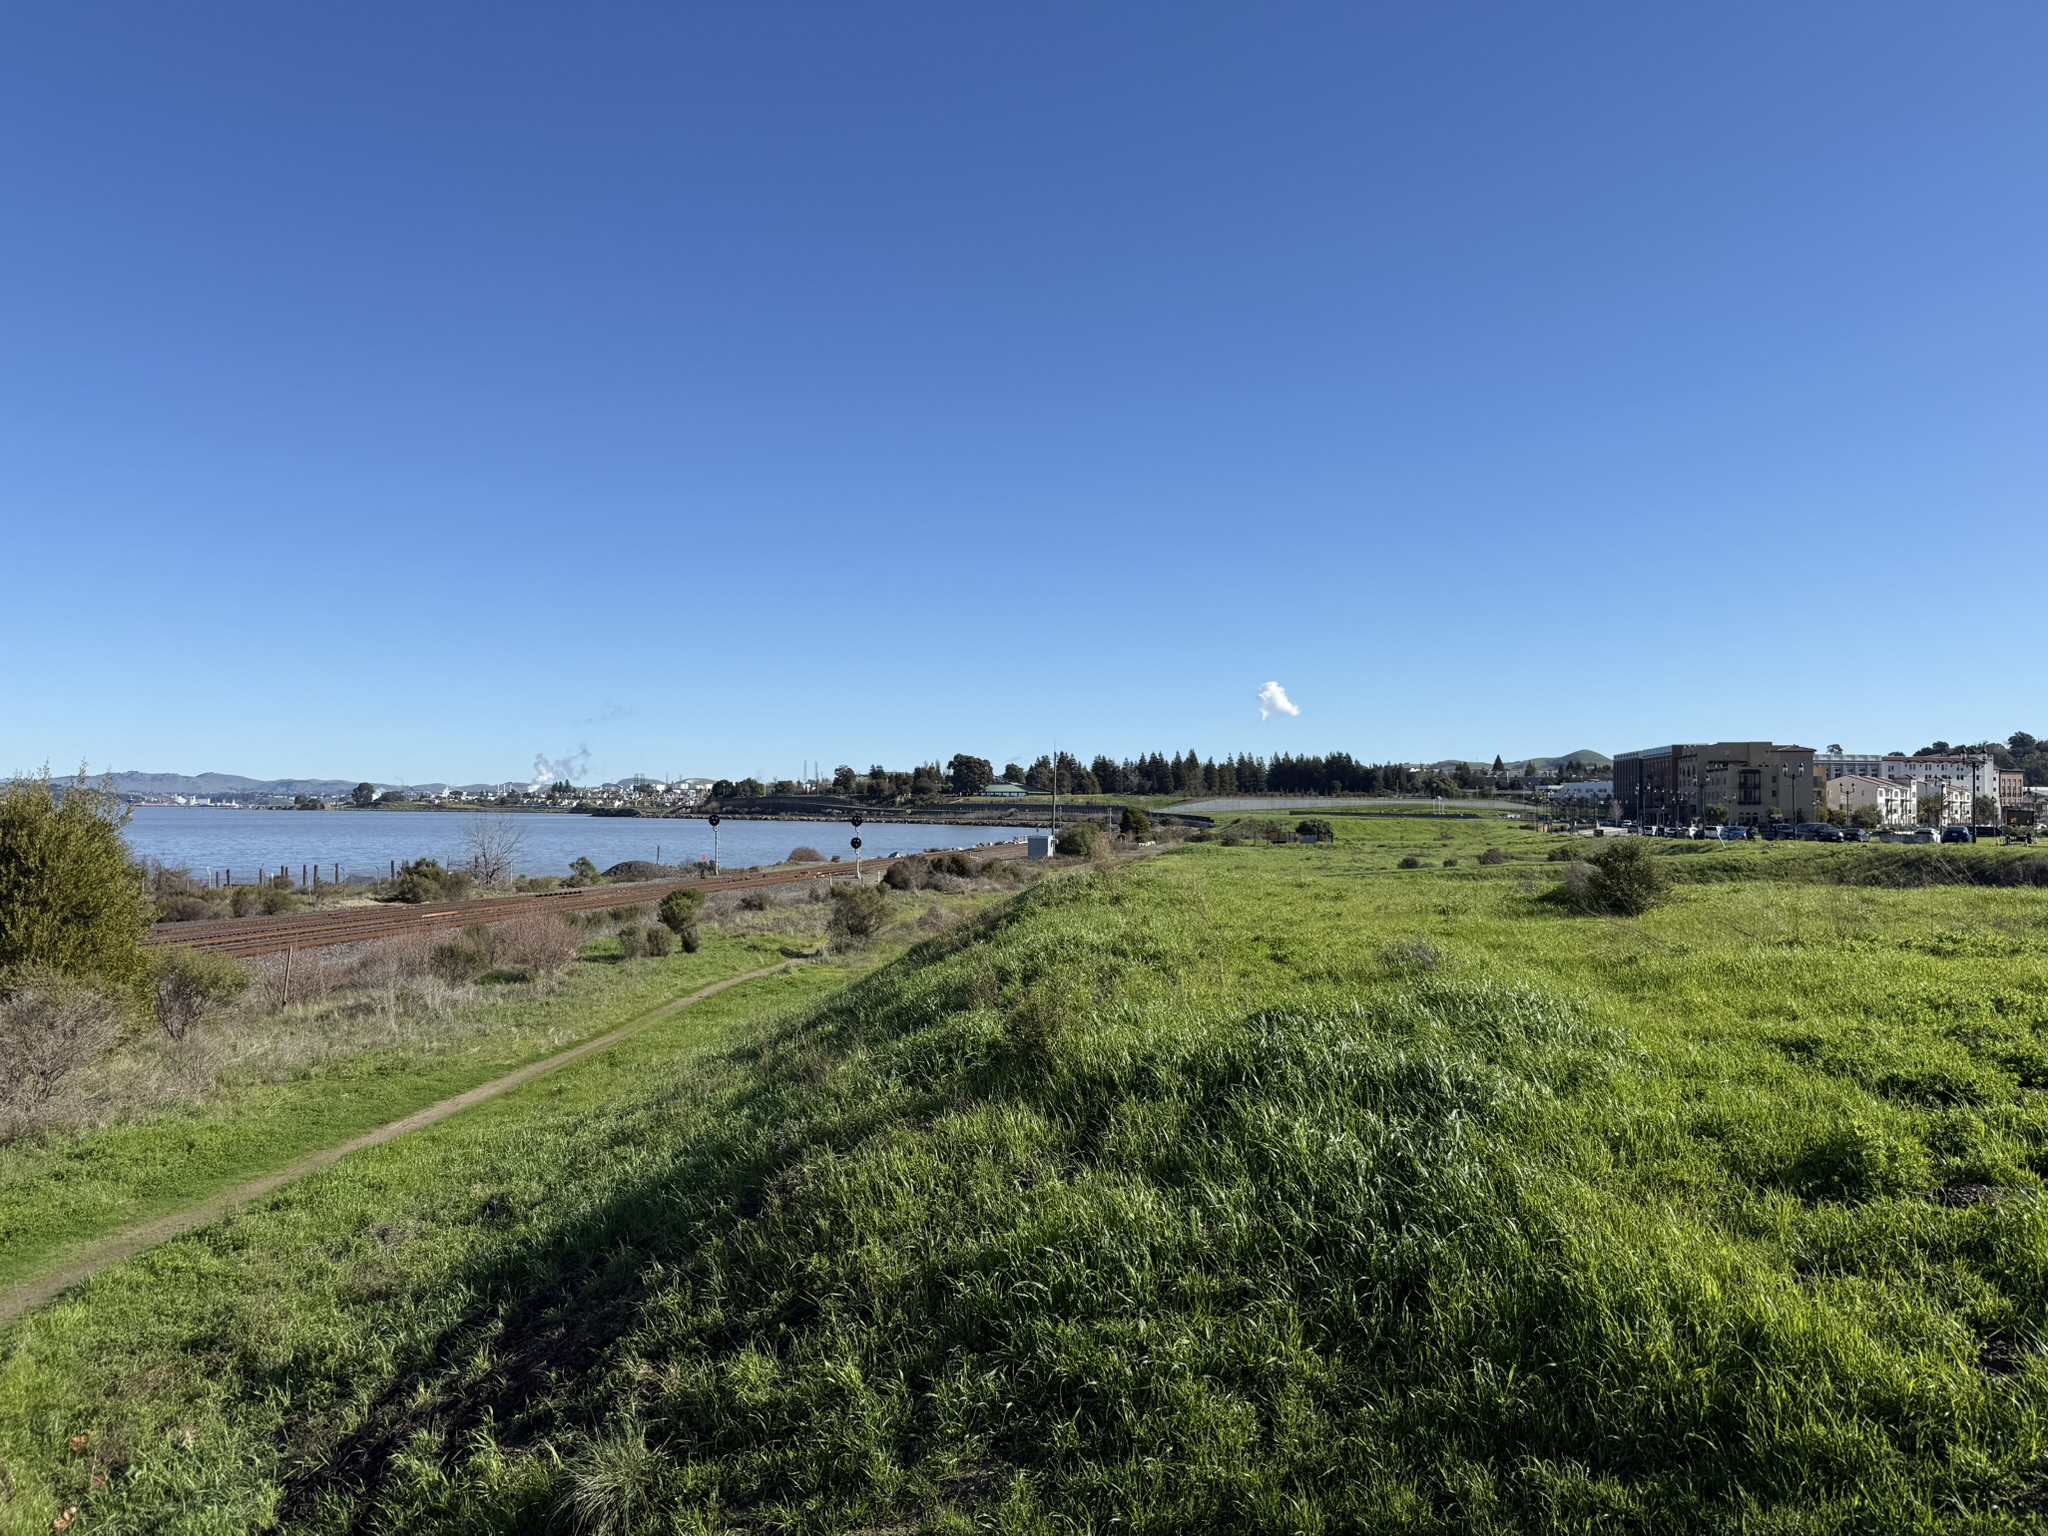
[528,744,592,791]
[1257,681,1300,720]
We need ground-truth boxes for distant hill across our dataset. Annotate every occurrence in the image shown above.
[1426,751,1612,775]
[102,771,514,799]
[107,771,371,798]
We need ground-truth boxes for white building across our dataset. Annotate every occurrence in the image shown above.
[1823,774,1919,829]
[1814,751,1997,822]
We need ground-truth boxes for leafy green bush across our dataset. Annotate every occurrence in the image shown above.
[928,852,974,879]
[388,860,470,905]
[1562,838,1671,916]
[828,882,889,940]
[1479,848,1511,865]
[0,774,153,1002]
[149,946,249,1039]
[1120,805,1153,840]
[1054,823,1105,858]
[642,923,675,958]
[658,889,705,934]
[614,926,647,960]
[882,860,923,891]
[1296,818,1334,841]
[1397,855,1423,869]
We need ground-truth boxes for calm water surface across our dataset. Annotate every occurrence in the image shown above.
[122,806,1042,880]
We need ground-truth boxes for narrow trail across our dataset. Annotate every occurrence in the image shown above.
[0,960,806,1331]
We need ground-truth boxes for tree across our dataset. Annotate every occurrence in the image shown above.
[1003,763,1024,785]
[462,816,527,886]
[946,754,994,797]
[833,765,857,794]
[568,857,602,885]
[376,789,406,805]
[351,782,376,808]
[0,773,153,1003]
[1975,795,2000,825]
[1120,805,1153,840]
[1492,755,1505,774]
[1849,805,1883,830]
[711,781,736,799]
[1702,805,1729,826]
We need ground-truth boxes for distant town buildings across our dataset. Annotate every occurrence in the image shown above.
[1814,751,1999,813]
[1613,742,1817,829]
[1823,774,1921,829]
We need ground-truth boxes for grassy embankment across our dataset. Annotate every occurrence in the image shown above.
[0,923,821,1293]
[5,818,2048,1530]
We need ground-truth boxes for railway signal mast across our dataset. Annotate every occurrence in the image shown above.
[850,812,865,882]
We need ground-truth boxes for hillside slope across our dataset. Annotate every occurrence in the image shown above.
[6,825,2048,1532]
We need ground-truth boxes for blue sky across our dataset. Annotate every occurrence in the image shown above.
[4,4,2042,786]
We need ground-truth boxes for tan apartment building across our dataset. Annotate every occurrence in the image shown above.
[1615,741,1816,828]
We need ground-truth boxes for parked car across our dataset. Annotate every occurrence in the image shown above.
[1718,825,1751,840]
[1941,825,1975,844]
[1837,826,1869,843]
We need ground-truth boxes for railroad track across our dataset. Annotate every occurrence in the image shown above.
[144,843,1028,958]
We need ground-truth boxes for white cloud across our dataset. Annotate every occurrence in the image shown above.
[1257,681,1299,720]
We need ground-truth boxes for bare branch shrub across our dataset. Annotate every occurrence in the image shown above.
[787,846,825,864]
[495,914,585,977]
[0,971,122,1140]
[462,816,528,887]
[151,946,250,1040]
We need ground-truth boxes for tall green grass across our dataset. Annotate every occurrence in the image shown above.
[4,837,2047,1532]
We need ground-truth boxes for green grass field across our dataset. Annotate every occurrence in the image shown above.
[4,821,2048,1531]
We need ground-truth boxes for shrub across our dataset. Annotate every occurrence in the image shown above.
[1547,846,1575,862]
[883,860,923,892]
[787,847,825,864]
[495,914,584,976]
[615,926,647,960]
[0,773,154,1002]
[658,889,706,934]
[1561,838,1671,917]
[643,923,675,958]
[150,946,250,1040]
[738,890,772,912]
[1054,823,1105,859]
[1296,819,1335,841]
[431,925,497,981]
[0,971,121,1139]
[1120,806,1153,840]
[1442,858,1459,868]
[568,857,603,886]
[1479,848,1511,866]
[679,925,702,953]
[389,860,470,904]
[829,883,889,941]
[158,896,215,923]
[928,852,974,879]
[1397,855,1423,869]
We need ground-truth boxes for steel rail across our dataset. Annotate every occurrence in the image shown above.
[144,843,1029,959]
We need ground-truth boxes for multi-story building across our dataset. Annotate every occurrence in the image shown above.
[1614,741,1817,828]
[2001,770,2028,818]
[1824,774,1919,829]
[1813,751,1997,819]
